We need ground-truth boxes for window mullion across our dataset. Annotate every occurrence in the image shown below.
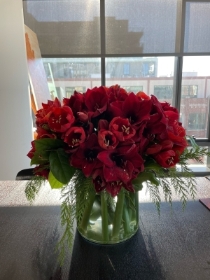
[100,0,106,86]
[173,56,183,112]
[173,0,185,115]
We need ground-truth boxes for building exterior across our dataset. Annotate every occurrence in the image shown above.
[43,58,210,138]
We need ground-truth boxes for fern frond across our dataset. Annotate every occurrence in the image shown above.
[55,170,95,265]
[25,175,45,203]
[146,182,161,214]
[56,198,75,266]
[75,175,95,224]
[181,145,210,163]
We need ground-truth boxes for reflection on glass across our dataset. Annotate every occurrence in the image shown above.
[180,56,210,138]
[105,0,177,54]
[184,2,210,53]
[23,0,100,55]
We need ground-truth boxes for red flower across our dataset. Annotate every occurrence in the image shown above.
[106,181,122,196]
[97,144,144,184]
[48,106,75,133]
[168,121,188,148]
[153,150,177,168]
[71,134,102,177]
[145,95,168,136]
[36,127,57,139]
[161,102,179,119]
[64,126,86,148]
[109,117,136,141]
[107,84,128,102]
[36,98,61,129]
[136,91,151,100]
[173,144,186,158]
[77,112,88,123]
[146,143,162,155]
[110,92,152,128]
[92,168,106,192]
[27,141,35,159]
[85,86,108,118]
[98,129,119,150]
[63,91,86,116]
[146,140,173,155]
[34,165,49,179]
[106,181,134,197]
[150,139,186,168]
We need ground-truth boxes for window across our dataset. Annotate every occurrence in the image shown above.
[65,86,86,98]
[154,86,173,100]
[181,85,198,98]
[124,86,143,92]
[123,64,130,76]
[188,113,206,130]
[22,0,210,141]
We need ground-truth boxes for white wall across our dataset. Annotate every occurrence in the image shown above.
[0,0,33,180]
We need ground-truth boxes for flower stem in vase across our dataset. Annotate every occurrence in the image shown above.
[135,191,139,223]
[101,191,109,241]
[112,190,125,241]
[129,192,138,221]
[123,197,131,235]
[79,190,96,234]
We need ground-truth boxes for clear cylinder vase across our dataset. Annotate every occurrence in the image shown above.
[76,189,139,244]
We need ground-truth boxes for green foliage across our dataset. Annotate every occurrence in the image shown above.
[49,149,76,184]
[30,139,64,166]
[140,136,209,213]
[182,136,210,163]
[56,183,76,266]
[73,172,95,224]
[25,175,45,203]
[30,150,50,165]
[132,169,160,192]
[48,171,64,189]
[55,170,95,266]
[34,138,64,151]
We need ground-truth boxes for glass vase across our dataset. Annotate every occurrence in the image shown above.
[76,188,139,244]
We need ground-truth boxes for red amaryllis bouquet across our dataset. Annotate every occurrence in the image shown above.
[26,85,207,262]
[27,85,189,195]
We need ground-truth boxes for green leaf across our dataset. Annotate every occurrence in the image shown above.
[34,138,64,152]
[30,150,50,165]
[132,171,160,191]
[144,158,162,171]
[132,181,144,191]
[49,149,76,184]
[48,171,64,189]
[187,135,199,150]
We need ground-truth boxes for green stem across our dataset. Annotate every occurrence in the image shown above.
[101,191,109,241]
[112,190,125,241]
[123,198,130,235]
[79,190,96,234]
[135,191,139,225]
[129,192,137,220]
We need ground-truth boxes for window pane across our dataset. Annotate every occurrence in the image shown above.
[105,0,178,54]
[23,0,100,55]
[184,2,210,53]
[105,57,175,105]
[43,58,101,99]
[180,56,210,138]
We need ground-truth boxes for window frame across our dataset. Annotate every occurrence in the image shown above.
[23,0,210,146]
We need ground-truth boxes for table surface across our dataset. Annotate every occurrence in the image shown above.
[1,178,210,280]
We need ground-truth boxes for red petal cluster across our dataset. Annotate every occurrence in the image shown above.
[28,85,187,196]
